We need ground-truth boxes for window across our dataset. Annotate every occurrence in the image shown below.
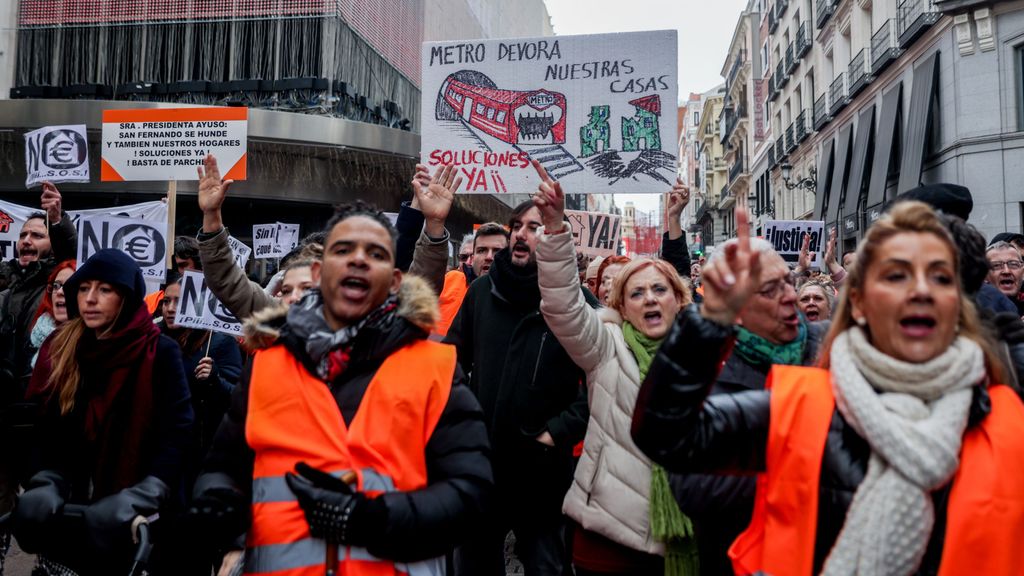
[487,108,496,120]
[455,93,463,102]
[496,110,506,123]
[694,111,700,125]
[476,103,484,115]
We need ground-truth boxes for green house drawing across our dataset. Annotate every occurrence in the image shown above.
[580,105,611,157]
[622,95,662,152]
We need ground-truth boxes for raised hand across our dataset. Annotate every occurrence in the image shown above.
[40,182,62,224]
[413,164,461,237]
[667,179,690,219]
[823,227,840,272]
[197,154,233,233]
[409,164,432,210]
[531,159,566,231]
[700,204,763,326]
[796,232,812,272]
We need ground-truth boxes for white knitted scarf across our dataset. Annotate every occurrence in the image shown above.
[822,327,985,576]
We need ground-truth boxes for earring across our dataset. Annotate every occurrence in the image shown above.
[855,317,866,327]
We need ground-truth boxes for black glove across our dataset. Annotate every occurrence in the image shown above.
[187,472,250,547]
[285,462,364,544]
[12,470,68,553]
[991,311,1024,344]
[83,475,168,553]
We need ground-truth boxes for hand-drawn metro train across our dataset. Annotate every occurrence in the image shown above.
[435,70,567,145]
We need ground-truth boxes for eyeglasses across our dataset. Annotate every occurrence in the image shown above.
[47,281,64,293]
[458,254,472,262]
[756,275,797,300]
[989,260,1024,271]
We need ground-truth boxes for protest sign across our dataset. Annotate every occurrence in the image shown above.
[0,198,167,262]
[421,30,678,194]
[763,220,825,269]
[24,125,90,188]
[77,214,169,281]
[227,236,252,270]
[175,270,243,336]
[253,222,300,259]
[101,107,247,181]
[565,209,621,257]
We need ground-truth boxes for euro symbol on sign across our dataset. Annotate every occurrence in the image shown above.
[41,129,87,169]
[112,224,165,267]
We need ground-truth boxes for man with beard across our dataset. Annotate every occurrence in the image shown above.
[446,161,595,576]
[0,182,76,571]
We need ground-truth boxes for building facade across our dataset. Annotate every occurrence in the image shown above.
[694,87,728,249]
[761,0,1024,245]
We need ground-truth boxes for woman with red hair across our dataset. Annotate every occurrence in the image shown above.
[29,260,76,368]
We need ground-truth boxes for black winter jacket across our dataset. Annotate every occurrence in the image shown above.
[201,281,493,563]
[634,305,827,575]
[444,249,594,518]
[0,214,77,406]
[632,305,990,575]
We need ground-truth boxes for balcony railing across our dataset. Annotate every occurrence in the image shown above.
[729,153,747,184]
[776,0,789,20]
[775,135,786,162]
[897,0,941,48]
[872,19,902,74]
[813,92,830,130]
[785,123,797,152]
[769,6,780,33]
[816,0,837,29]
[848,49,872,97]
[769,74,781,102]
[769,144,778,169]
[795,109,810,142]
[795,22,812,59]
[830,72,849,115]
[727,50,747,95]
[776,61,788,89]
[785,43,797,74]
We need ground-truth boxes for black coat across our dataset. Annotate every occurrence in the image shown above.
[202,306,493,563]
[631,305,990,575]
[0,214,77,406]
[444,250,594,518]
[633,305,827,575]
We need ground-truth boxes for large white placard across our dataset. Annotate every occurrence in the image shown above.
[763,220,825,269]
[101,107,247,182]
[174,270,243,335]
[565,210,621,257]
[0,198,167,262]
[77,214,169,281]
[421,30,678,194]
[24,125,90,188]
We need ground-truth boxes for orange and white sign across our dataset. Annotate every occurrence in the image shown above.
[101,107,247,181]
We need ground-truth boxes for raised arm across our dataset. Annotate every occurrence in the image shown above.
[632,205,771,474]
[661,182,691,277]
[533,160,612,375]
[408,164,461,293]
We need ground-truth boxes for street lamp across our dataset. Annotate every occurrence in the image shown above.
[780,162,817,191]
[747,193,776,218]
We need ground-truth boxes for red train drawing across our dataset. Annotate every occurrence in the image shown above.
[436,71,566,145]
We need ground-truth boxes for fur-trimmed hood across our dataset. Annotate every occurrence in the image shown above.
[243,273,440,351]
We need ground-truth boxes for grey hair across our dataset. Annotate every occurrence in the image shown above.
[798,280,835,311]
[705,237,779,267]
[986,240,1021,258]
[459,233,475,252]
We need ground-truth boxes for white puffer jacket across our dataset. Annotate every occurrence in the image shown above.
[537,228,664,556]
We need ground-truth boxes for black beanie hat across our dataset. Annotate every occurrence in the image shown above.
[894,183,973,221]
[64,249,147,320]
[989,232,1024,247]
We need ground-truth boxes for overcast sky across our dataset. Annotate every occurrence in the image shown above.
[543,0,748,216]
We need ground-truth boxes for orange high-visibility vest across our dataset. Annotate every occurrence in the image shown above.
[144,289,164,315]
[434,270,468,337]
[244,340,456,576]
[729,365,1024,576]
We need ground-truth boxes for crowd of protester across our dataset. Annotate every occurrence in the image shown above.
[0,154,1023,576]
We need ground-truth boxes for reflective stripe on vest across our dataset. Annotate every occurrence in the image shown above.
[728,366,1024,576]
[245,539,444,576]
[245,340,456,576]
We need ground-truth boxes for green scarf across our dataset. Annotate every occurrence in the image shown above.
[733,319,808,369]
[623,322,700,576]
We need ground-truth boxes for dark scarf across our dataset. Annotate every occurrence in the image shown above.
[32,304,162,498]
[488,248,541,309]
[461,263,477,285]
[287,289,401,381]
